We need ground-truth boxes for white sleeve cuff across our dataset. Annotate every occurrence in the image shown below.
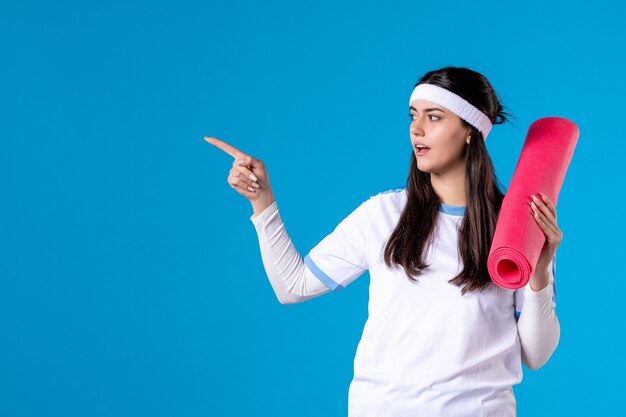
[250,200,278,225]
[524,280,553,300]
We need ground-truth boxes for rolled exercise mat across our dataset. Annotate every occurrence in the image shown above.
[487,117,579,290]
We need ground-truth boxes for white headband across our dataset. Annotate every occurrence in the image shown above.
[409,83,493,140]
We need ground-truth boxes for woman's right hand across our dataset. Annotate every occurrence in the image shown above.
[204,136,276,215]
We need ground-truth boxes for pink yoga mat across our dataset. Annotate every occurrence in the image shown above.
[487,117,579,290]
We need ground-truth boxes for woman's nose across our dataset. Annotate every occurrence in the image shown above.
[410,119,425,136]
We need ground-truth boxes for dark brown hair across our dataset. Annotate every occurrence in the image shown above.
[383,66,515,295]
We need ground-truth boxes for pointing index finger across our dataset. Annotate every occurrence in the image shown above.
[204,136,245,159]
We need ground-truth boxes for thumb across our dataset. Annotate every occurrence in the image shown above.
[237,154,260,169]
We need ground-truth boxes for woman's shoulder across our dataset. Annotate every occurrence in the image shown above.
[372,187,407,197]
[364,187,407,213]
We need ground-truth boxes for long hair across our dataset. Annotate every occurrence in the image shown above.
[383,66,515,295]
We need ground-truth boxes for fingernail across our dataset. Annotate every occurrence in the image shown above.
[250,174,258,181]
[248,186,255,192]
[532,195,539,202]
[252,182,260,188]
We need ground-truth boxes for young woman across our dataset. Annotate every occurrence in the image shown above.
[206,66,561,416]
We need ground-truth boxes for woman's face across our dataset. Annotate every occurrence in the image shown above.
[409,99,471,175]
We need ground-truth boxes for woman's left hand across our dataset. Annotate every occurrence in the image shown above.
[530,192,563,272]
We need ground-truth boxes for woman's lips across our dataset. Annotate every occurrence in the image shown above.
[416,147,430,156]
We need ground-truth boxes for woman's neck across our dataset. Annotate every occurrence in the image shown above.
[431,172,466,206]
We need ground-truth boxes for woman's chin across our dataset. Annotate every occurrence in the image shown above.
[415,157,432,172]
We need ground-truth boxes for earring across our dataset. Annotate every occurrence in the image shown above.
[466,135,471,144]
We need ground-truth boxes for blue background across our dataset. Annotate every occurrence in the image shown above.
[1,0,624,416]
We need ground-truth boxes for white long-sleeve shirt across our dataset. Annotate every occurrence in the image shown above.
[250,190,560,416]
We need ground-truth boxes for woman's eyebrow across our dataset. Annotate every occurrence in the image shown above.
[409,106,446,113]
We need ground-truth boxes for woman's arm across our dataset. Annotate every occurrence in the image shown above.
[250,201,331,304]
[516,267,560,370]
[204,136,330,304]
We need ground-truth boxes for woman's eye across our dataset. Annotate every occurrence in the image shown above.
[408,113,440,121]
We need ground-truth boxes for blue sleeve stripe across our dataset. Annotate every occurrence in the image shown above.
[304,254,345,292]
